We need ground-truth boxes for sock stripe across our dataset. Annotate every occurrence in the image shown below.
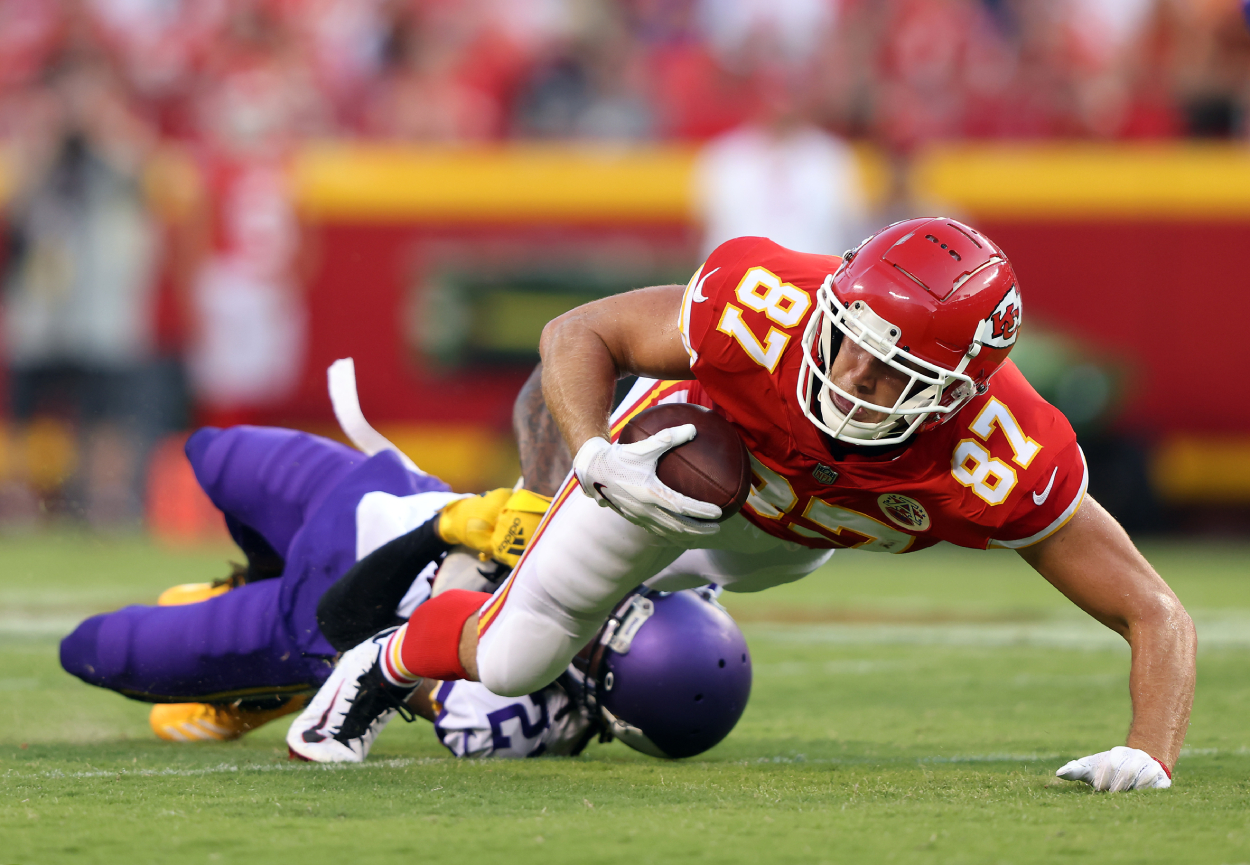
[380,626,421,687]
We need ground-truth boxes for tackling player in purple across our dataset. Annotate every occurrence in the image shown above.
[57,423,460,732]
[59,363,754,759]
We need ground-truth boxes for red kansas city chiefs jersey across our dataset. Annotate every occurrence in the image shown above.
[651,236,1088,553]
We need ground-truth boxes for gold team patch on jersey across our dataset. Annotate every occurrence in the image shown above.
[878,494,930,531]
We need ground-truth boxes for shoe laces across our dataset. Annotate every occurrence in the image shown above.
[376,685,416,723]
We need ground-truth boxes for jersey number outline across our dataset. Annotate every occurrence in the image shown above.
[951,398,1043,505]
[716,267,812,373]
[745,455,913,553]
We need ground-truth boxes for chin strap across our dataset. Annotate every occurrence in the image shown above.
[963,319,988,363]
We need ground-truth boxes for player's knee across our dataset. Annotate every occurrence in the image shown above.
[477,665,533,699]
[478,655,565,698]
[477,611,576,698]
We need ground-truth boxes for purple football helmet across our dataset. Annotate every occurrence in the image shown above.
[577,587,752,759]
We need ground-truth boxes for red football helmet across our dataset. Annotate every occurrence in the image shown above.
[797,217,1022,446]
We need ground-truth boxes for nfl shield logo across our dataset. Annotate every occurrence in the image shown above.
[812,464,839,485]
[878,494,931,531]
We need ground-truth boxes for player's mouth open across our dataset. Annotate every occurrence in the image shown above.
[832,392,882,422]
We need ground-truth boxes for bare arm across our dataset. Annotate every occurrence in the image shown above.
[450,286,704,679]
[1017,496,1195,770]
[512,363,572,497]
[538,285,692,455]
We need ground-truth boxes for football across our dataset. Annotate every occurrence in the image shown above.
[617,403,752,521]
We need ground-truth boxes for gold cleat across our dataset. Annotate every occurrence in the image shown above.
[157,563,250,607]
[156,582,232,606]
[150,697,308,742]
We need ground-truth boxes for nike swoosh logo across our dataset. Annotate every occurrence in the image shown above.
[302,681,345,743]
[592,483,627,519]
[691,267,720,303]
[1032,468,1058,506]
[592,482,617,509]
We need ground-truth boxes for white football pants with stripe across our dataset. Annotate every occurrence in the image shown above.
[475,378,833,698]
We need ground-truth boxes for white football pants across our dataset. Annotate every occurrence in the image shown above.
[475,379,833,698]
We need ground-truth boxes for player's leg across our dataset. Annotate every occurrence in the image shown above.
[393,376,704,697]
[474,506,825,695]
[144,583,308,741]
[646,540,834,593]
[391,477,682,698]
[60,579,330,704]
[474,480,684,696]
[185,425,371,560]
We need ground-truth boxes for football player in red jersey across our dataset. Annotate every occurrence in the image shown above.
[390,217,1195,792]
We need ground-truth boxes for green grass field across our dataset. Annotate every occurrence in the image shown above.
[3,535,1248,864]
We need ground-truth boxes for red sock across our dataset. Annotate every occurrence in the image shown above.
[398,589,491,681]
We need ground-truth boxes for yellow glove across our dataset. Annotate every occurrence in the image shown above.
[437,488,512,556]
[489,489,552,567]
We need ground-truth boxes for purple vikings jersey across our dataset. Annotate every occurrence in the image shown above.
[62,423,594,759]
[430,679,593,758]
[61,426,453,701]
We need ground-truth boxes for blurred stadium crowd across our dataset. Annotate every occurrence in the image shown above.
[2,0,1250,146]
[3,0,1248,146]
[1,0,1248,532]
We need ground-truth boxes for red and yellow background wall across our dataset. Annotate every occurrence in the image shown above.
[4,143,1249,503]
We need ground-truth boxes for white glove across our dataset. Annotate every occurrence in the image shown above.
[573,427,722,539]
[1056,746,1171,791]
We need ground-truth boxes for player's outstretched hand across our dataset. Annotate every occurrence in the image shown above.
[573,427,722,539]
[1056,747,1172,792]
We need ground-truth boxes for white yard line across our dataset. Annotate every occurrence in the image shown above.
[4,757,445,780]
[0,615,86,637]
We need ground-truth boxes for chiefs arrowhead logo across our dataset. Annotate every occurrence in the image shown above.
[982,284,1022,349]
[878,494,930,531]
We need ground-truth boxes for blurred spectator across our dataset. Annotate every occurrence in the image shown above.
[607,0,753,140]
[694,68,866,257]
[1169,0,1250,137]
[695,0,838,67]
[576,26,657,140]
[870,0,979,150]
[85,0,227,136]
[514,11,656,140]
[365,3,508,141]
[0,0,66,101]
[282,0,390,125]
[183,0,317,425]
[0,55,167,529]
[2,0,1242,150]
